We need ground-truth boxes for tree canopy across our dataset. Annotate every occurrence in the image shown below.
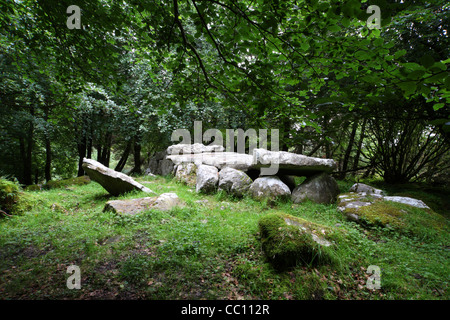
[0,0,449,185]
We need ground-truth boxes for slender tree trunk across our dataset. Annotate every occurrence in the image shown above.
[21,107,34,185]
[77,135,87,177]
[96,144,103,163]
[115,140,132,172]
[45,138,52,182]
[339,120,358,179]
[131,136,142,174]
[44,105,52,182]
[87,135,93,159]
[98,132,112,167]
[106,133,112,167]
[352,119,367,175]
[19,137,26,184]
[281,117,290,151]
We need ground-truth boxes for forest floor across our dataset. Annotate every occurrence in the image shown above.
[0,175,449,300]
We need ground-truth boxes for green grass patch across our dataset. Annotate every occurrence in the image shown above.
[0,175,448,300]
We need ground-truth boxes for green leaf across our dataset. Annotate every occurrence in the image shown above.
[407,70,426,80]
[433,103,445,111]
[394,49,407,59]
[329,24,341,32]
[397,81,417,96]
[341,17,350,28]
[419,55,435,69]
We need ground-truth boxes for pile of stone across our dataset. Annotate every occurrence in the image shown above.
[151,143,340,204]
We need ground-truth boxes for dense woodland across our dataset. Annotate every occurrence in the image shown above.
[0,0,449,185]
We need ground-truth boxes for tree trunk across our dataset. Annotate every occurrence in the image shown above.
[281,117,290,151]
[338,120,358,179]
[87,135,93,159]
[44,105,52,182]
[131,136,142,175]
[21,107,34,185]
[96,144,103,163]
[105,132,112,167]
[98,132,112,167]
[77,135,87,177]
[352,118,367,174]
[45,137,52,182]
[115,140,132,172]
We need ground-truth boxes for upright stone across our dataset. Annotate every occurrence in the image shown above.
[82,158,155,196]
[175,163,197,186]
[159,159,175,176]
[249,176,291,201]
[218,167,253,197]
[196,165,219,193]
[291,172,339,204]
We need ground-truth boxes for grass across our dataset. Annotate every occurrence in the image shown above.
[0,174,448,300]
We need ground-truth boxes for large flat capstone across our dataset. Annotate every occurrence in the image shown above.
[167,152,254,171]
[82,158,155,196]
[252,149,337,176]
[167,146,337,176]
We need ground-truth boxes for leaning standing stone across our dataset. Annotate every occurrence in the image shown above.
[82,158,155,196]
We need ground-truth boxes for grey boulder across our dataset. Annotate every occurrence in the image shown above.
[218,167,253,197]
[349,183,384,196]
[196,165,219,193]
[175,163,197,186]
[291,173,340,204]
[103,193,183,215]
[249,176,291,201]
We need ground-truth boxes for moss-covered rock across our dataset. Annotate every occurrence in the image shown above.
[0,178,21,214]
[258,213,337,270]
[26,184,42,191]
[0,178,37,215]
[43,176,91,190]
[338,193,449,240]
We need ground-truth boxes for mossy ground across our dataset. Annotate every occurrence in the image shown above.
[0,175,448,300]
